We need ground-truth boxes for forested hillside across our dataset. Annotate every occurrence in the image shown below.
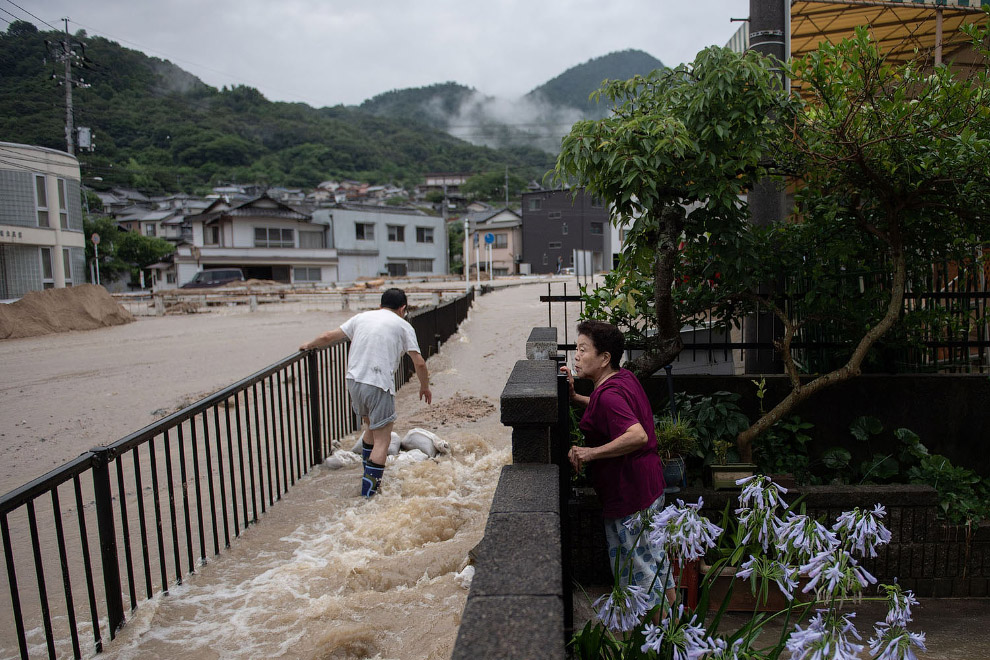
[0,21,553,194]
[526,49,666,117]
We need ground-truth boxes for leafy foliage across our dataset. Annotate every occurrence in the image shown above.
[84,214,174,285]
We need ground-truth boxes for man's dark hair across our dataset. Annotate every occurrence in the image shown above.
[381,288,408,310]
[577,320,624,369]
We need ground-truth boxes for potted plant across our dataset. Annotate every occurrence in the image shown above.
[708,439,757,490]
[654,415,698,494]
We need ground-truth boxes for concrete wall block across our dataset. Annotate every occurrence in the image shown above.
[511,426,551,464]
[489,464,559,515]
[501,360,559,426]
[526,327,559,361]
[452,595,564,660]
[472,512,562,598]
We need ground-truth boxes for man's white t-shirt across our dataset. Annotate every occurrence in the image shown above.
[340,308,421,394]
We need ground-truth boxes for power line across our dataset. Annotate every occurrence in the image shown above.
[1,0,59,31]
[66,18,326,108]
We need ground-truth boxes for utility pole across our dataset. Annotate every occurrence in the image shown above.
[504,166,509,209]
[63,18,74,155]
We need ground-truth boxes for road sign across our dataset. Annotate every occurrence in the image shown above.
[484,232,495,245]
[91,233,100,245]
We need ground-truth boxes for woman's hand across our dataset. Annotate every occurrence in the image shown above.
[568,445,595,473]
[559,365,575,400]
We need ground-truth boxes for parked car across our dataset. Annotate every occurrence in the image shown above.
[180,268,245,289]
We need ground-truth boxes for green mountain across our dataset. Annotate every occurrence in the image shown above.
[0,21,553,194]
[526,49,666,117]
[359,82,479,129]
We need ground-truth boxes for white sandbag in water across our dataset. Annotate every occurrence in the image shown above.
[400,428,449,458]
[323,451,362,469]
[454,565,475,590]
[349,431,401,456]
[391,448,430,468]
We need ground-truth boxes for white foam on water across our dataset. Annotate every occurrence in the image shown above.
[98,430,509,659]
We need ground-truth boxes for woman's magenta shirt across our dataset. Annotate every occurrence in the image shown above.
[578,368,665,518]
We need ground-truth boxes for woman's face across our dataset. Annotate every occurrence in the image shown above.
[574,333,610,380]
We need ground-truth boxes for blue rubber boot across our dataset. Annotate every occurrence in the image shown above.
[361,460,385,497]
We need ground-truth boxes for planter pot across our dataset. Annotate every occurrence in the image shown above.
[662,456,687,494]
[708,463,757,490]
[700,562,810,612]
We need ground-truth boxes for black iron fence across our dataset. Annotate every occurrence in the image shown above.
[0,290,475,659]
[544,260,990,374]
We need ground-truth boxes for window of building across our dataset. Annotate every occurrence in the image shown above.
[416,227,434,243]
[387,262,407,277]
[548,211,562,220]
[407,258,433,272]
[493,268,509,276]
[590,196,605,208]
[387,225,405,242]
[206,225,220,246]
[494,233,508,249]
[356,222,375,240]
[166,273,177,284]
[542,253,548,265]
[35,175,49,227]
[62,248,72,285]
[548,241,562,249]
[590,222,604,235]
[40,247,54,288]
[528,198,542,211]
[255,227,295,248]
[57,179,68,229]
[144,224,156,237]
[299,230,325,249]
[561,223,568,235]
[294,266,322,282]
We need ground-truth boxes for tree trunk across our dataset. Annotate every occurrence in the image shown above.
[736,249,907,462]
[628,205,685,379]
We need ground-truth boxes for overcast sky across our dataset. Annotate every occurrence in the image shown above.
[16,1,748,108]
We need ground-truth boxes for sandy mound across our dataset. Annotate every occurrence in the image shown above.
[0,284,134,340]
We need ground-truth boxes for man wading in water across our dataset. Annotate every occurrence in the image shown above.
[300,288,432,496]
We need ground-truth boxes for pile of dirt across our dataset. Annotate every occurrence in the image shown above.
[0,284,134,340]
[404,395,496,427]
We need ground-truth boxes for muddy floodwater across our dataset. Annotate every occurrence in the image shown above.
[0,280,585,659]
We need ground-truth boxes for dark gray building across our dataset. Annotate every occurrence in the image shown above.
[520,188,610,274]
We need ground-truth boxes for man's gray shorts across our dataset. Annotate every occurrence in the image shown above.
[346,379,396,429]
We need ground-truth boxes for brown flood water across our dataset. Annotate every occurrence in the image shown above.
[0,280,585,659]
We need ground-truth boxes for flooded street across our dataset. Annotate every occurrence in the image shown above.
[2,280,582,659]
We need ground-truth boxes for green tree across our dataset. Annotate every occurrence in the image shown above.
[553,46,793,378]
[83,215,175,285]
[710,26,990,460]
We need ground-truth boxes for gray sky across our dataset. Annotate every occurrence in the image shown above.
[17,1,748,108]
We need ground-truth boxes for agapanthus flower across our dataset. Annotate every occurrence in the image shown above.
[774,512,839,564]
[800,549,877,600]
[593,583,649,633]
[708,637,745,660]
[785,611,864,660]
[869,622,927,660]
[736,555,800,601]
[640,604,718,660]
[735,506,783,552]
[833,504,892,558]
[648,498,723,561]
[881,583,920,626]
[736,474,788,511]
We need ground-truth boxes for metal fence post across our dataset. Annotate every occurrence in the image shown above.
[90,447,125,637]
[307,352,323,466]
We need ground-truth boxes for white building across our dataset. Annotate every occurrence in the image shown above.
[0,142,86,298]
[324,205,447,281]
[172,194,338,286]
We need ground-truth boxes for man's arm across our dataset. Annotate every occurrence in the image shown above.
[409,351,432,404]
[299,327,347,351]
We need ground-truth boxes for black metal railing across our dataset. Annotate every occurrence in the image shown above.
[544,261,990,375]
[0,290,475,659]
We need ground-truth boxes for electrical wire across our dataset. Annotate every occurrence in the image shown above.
[1,0,59,31]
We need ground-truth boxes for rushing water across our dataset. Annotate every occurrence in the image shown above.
[4,281,585,659]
